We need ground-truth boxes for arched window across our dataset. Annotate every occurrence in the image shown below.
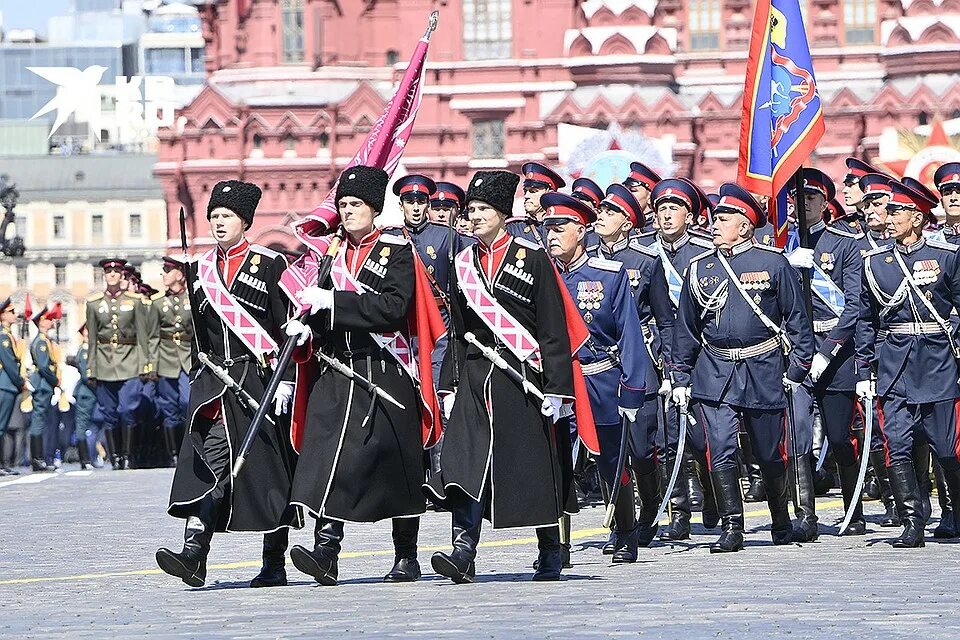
[281,0,305,63]
[689,0,721,51]
[463,0,511,60]
[844,0,877,45]
[253,133,263,150]
[386,49,399,66]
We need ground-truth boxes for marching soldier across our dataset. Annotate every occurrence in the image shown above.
[284,166,443,586]
[0,298,25,476]
[86,259,151,470]
[935,163,960,243]
[544,192,651,563]
[73,324,97,470]
[646,178,719,541]
[786,168,867,537]
[841,158,880,226]
[149,256,194,467]
[429,180,466,226]
[855,181,960,548]
[426,170,596,582]
[156,180,302,588]
[671,183,814,552]
[622,162,661,228]
[506,161,565,248]
[29,304,62,472]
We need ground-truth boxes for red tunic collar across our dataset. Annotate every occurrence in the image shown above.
[217,238,250,288]
[477,231,512,281]
[345,228,382,276]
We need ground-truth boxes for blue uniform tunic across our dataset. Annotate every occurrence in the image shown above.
[0,326,24,440]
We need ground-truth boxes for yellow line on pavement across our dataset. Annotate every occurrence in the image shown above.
[0,499,846,586]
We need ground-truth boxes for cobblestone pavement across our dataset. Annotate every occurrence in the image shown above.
[1,466,958,639]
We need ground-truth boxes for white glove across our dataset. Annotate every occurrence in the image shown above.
[442,393,456,420]
[658,378,672,397]
[51,387,61,406]
[296,287,334,315]
[541,395,563,422]
[809,353,830,383]
[618,406,638,423]
[787,247,815,269]
[284,318,312,346]
[671,386,689,410]
[855,380,875,401]
[273,381,294,416]
[25,379,35,393]
[782,373,801,392]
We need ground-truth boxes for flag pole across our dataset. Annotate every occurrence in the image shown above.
[793,168,814,326]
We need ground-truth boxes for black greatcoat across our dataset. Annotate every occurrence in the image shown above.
[290,233,425,523]
[425,235,576,529]
[167,244,302,533]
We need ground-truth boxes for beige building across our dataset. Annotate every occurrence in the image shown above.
[0,154,167,350]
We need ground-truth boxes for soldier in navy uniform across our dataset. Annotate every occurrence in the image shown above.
[786,168,867,537]
[571,177,603,212]
[429,181,466,226]
[427,170,588,583]
[622,162,660,229]
[586,184,677,550]
[646,178,719,541]
[935,163,960,244]
[506,162,565,248]
[0,298,25,476]
[157,180,301,589]
[544,193,650,564]
[73,324,97,470]
[856,181,960,548]
[841,158,880,227]
[671,183,814,552]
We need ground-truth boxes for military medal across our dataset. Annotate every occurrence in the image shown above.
[250,253,261,274]
[820,252,834,271]
[380,246,391,266]
[427,246,437,259]
[516,247,526,269]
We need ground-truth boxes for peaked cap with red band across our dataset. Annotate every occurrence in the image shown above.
[541,192,596,226]
[32,302,62,325]
[844,158,881,185]
[902,176,940,206]
[623,162,661,191]
[521,162,565,191]
[601,183,643,227]
[98,258,127,270]
[824,198,847,222]
[792,167,836,201]
[651,178,699,212]
[934,162,960,192]
[430,181,465,210]
[714,182,766,227]
[392,174,437,200]
[571,177,604,208]
[887,180,938,224]
[859,173,892,200]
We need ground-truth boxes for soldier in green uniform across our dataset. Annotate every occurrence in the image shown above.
[73,324,97,470]
[29,304,61,472]
[148,256,193,466]
[86,258,152,470]
[0,298,25,476]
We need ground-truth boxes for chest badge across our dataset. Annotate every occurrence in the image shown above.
[627,269,641,289]
[516,247,526,269]
[820,252,835,271]
[913,259,940,286]
[426,245,437,260]
[577,281,604,311]
[380,246,391,266]
[739,270,771,290]
[250,253,261,274]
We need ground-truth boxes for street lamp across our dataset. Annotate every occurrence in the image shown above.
[0,174,26,257]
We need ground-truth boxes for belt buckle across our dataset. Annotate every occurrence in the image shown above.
[172,332,181,346]
[729,347,743,361]
[222,357,234,367]
[110,334,119,348]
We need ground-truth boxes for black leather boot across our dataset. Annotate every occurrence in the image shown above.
[532,525,562,581]
[611,483,639,563]
[870,450,900,527]
[77,438,91,470]
[290,518,343,585]
[685,451,704,510]
[156,498,218,587]
[790,453,819,542]
[934,463,960,540]
[764,468,794,545]
[162,427,179,468]
[743,463,765,502]
[104,429,120,470]
[838,462,866,535]
[709,468,744,553]
[659,460,691,541]
[250,528,288,587]
[888,461,925,548]
[431,498,481,584]
[119,424,137,470]
[913,440,932,523]
[695,452,720,529]
[29,435,54,473]
[634,469,661,547]
[384,517,421,582]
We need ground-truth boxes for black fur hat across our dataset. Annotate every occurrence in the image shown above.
[336,165,389,212]
[465,170,519,217]
[207,180,262,227]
